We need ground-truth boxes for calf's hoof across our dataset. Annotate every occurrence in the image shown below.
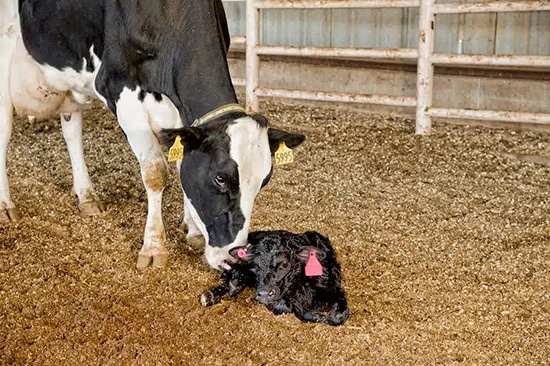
[200,291,218,307]
[136,253,169,269]
[78,200,106,216]
[0,208,21,222]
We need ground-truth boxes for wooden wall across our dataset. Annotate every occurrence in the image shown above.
[223,1,550,55]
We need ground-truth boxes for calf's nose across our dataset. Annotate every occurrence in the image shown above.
[255,289,276,304]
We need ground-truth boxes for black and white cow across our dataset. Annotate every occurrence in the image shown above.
[0,0,305,269]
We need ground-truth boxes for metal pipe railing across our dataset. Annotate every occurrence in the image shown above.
[255,88,417,107]
[253,0,420,9]
[255,46,418,59]
[432,1,550,14]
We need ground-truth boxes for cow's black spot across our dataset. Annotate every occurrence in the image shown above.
[153,92,162,102]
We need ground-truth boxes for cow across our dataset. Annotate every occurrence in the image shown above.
[0,0,305,269]
[200,230,350,326]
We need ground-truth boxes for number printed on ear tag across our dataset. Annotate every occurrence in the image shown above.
[274,142,294,166]
[168,135,184,162]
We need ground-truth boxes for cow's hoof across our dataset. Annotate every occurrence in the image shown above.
[152,253,168,268]
[0,208,21,222]
[78,200,106,216]
[136,254,152,269]
[187,235,205,251]
[136,253,169,269]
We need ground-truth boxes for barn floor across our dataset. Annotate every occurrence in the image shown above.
[1,101,549,365]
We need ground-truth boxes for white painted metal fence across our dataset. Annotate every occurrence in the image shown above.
[224,0,550,134]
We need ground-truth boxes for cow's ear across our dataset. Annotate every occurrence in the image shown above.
[228,245,254,262]
[160,127,204,150]
[267,128,305,156]
[296,246,326,263]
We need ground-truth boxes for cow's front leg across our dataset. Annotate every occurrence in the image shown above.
[60,111,105,215]
[116,88,168,269]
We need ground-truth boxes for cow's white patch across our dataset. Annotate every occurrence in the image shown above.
[39,52,98,99]
[184,193,208,241]
[142,92,183,137]
[9,40,100,119]
[203,116,272,269]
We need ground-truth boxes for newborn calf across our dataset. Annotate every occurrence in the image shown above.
[200,230,350,326]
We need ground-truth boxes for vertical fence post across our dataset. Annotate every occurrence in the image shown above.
[416,0,435,135]
[246,0,260,113]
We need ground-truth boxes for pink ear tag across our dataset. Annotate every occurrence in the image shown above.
[305,251,323,277]
[237,248,247,259]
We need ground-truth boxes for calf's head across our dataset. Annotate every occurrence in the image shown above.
[229,232,327,305]
[161,114,305,269]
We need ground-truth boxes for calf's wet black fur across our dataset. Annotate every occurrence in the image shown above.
[200,230,350,326]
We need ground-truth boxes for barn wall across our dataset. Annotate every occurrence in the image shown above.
[223,2,550,55]
[223,2,550,126]
[228,57,550,117]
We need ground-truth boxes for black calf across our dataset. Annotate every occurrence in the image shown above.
[200,230,350,326]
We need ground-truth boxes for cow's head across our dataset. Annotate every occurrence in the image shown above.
[161,114,305,270]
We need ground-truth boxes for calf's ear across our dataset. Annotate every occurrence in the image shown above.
[296,247,326,262]
[267,128,306,156]
[159,127,204,150]
[228,245,254,262]
[247,230,270,245]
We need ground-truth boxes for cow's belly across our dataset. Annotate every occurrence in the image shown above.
[9,36,97,119]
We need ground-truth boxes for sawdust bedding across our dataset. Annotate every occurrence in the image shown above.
[1,100,549,365]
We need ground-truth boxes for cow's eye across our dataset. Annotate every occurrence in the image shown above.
[214,175,226,187]
[279,261,289,270]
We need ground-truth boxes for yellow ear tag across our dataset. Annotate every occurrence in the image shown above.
[274,142,294,166]
[168,135,184,162]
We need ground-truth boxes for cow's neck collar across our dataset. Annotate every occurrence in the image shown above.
[192,104,246,127]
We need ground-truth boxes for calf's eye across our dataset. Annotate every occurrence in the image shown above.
[214,175,226,187]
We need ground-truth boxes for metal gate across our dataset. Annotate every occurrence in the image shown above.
[224,0,550,134]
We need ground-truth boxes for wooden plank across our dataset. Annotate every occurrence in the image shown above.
[223,2,246,37]
[302,9,332,46]
[434,0,460,54]
[495,12,531,55]
[379,8,407,48]
[406,7,420,48]
[528,11,550,55]
[331,9,377,47]
[434,0,497,55]
[331,8,405,48]
[462,12,497,54]
[262,9,331,46]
